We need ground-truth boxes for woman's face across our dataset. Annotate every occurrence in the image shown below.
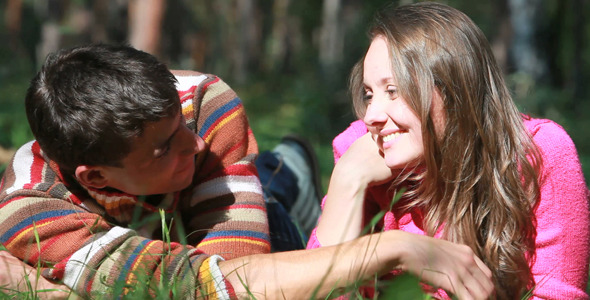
[362,36,443,170]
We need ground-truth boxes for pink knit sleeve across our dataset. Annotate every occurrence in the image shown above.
[307,120,368,249]
[526,118,590,299]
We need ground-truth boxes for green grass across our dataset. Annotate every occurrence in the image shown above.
[0,209,436,300]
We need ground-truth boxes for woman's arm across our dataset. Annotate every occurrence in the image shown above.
[526,119,590,299]
[1,229,494,299]
[0,251,71,299]
[221,230,494,300]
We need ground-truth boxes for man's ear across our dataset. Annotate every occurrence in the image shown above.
[75,165,108,189]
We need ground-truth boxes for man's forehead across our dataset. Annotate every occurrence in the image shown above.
[124,113,180,161]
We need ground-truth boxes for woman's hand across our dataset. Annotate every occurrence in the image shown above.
[317,133,396,246]
[0,251,72,299]
[395,232,494,300]
[335,132,396,187]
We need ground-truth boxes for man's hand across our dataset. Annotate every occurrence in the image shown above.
[0,251,72,299]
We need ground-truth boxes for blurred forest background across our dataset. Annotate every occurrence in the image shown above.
[0,0,589,188]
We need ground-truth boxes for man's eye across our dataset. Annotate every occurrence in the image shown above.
[156,146,170,158]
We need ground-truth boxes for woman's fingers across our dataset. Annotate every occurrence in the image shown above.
[448,245,493,300]
[400,235,494,300]
[0,251,71,299]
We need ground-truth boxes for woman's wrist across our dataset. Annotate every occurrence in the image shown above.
[316,177,368,246]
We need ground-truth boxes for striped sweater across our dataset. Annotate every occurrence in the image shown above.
[0,71,270,299]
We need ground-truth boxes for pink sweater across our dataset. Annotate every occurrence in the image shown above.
[308,117,590,299]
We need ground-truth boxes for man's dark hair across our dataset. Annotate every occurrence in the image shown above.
[25,44,180,174]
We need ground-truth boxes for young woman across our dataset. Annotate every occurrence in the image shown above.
[311,2,589,299]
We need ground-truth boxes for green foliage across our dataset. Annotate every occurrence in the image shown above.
[379,273,433,300]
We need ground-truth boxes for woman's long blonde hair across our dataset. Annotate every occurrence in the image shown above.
[350,2,542,298]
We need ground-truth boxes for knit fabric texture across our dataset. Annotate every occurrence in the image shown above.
[307,117,590,299]
[0,71,270,299]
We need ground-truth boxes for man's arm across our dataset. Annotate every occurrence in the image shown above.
[174,71,271,259]
[0,142,229,298]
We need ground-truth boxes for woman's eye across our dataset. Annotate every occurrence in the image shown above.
[387,86,398,99]
[363,90,373,103]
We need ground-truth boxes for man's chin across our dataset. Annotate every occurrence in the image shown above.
[178,168,196,191]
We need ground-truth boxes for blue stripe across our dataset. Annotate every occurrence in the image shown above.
[203,230,269,240]
[198,97,242,137]
[115,239,151,298]
[0,209,79,243]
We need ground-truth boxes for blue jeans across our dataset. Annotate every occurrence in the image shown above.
[255,151,306,252]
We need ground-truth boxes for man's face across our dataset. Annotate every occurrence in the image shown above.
[100,111,205,195]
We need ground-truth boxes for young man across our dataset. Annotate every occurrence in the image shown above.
[0,44,493,299]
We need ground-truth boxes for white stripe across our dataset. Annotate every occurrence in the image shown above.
[6,141,35,194]
[181,99,192,109]
[85,188,135,205]
[190,175,262,206]
[63,226,133,288]
[175,75,207,92]
[208,255,230,300]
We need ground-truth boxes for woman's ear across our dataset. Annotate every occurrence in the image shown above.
[75,165,108,189]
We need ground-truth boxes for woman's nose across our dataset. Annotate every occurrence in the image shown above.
[363,98,387,127]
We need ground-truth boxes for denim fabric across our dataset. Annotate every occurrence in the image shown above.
[271,142,321,237]
[256,151,305,251]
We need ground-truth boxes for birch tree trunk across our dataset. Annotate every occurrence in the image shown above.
[319,0,342,75]
[508,0,546,80]
[234,0,258,84]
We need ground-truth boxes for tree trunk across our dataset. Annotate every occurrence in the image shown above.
[234,0,258,84]
[319,0,342,75]
[571,0,585,105]
[267,0,290,72]
[490,0,512,74]
[128,0,166,57]
[508,0,546,80]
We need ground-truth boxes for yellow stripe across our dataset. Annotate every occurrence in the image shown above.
[182,103,193,116]
[204,107,243,143]
[126,240,158,286]
[198,257,218,299]
[6,221,53,248]
[198,238,269,249]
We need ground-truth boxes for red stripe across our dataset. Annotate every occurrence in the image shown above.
[67,193,83,205]
[204,164,259,182]
[24,142,44,190]
[225,278,237,298]
[85,279,94,294]
[51,254,74,279]
[197,120,249,178]
[178,87,196,99]
[3,217,61,245]
[27,230,67,262]
[201,76,220,91]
